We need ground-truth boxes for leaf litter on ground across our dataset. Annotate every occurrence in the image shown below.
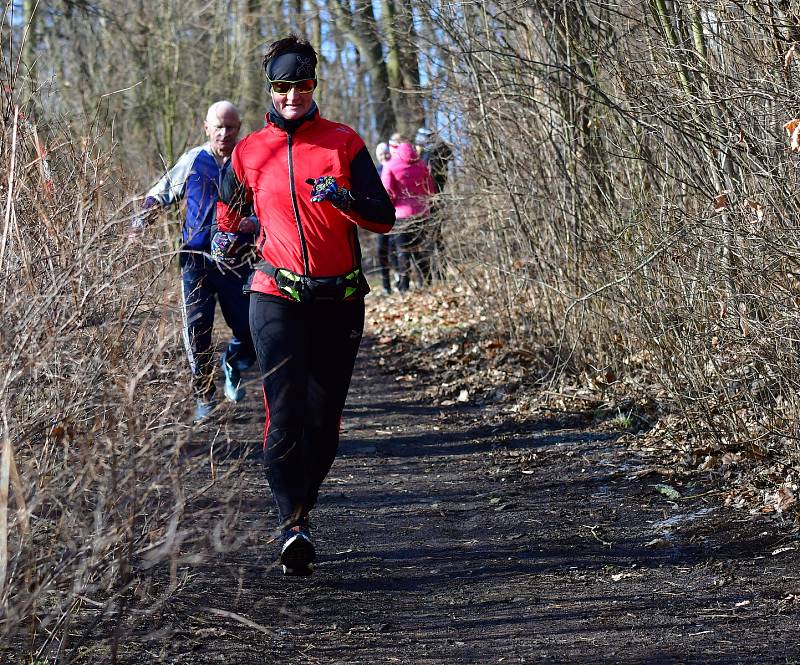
[366,287,800,527]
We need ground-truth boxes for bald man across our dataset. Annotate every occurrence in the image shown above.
[132,100,257,422]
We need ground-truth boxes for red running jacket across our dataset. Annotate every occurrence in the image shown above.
[217,106,395,298]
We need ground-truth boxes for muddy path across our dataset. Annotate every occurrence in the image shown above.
[112,335,800,664]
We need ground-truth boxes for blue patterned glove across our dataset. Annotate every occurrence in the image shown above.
[306,176,353,211]
[211,231,242,265]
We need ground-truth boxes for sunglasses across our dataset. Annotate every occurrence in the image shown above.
[270,79,316,94]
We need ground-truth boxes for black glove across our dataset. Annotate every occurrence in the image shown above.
[306,176,354,211]
[237,215,259,234]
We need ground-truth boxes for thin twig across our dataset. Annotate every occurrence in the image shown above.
[0,435,11,595]
[203,607,277,636]
[0,105,19,267]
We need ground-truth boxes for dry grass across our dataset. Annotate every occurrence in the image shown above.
[426,2,800,478]
[0,100,255,662]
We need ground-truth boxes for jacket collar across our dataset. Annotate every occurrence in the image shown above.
[266,102,319,134]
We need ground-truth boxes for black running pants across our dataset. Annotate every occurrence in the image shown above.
[249,293,365,526]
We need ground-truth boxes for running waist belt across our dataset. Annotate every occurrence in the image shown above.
[256,261,367,303]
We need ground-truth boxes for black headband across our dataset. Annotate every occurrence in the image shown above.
[266,52,316,82]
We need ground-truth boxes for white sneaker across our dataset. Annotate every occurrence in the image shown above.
[194,397,217,423]
[221,356,245,403]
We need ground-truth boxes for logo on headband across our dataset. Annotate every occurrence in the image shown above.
[295,56,315,77]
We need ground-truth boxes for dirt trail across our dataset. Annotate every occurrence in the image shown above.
[124,336,800,665]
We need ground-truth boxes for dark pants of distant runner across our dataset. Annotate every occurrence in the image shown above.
[427,203,446,281]
[249,293,365,526]
[181,261,256,400]
[396,216,431,291]
[377,234,398,292]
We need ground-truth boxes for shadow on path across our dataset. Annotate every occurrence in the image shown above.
[118,336,800,665]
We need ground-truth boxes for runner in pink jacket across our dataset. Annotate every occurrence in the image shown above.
[380,141,435,291]
[381,142,435,218]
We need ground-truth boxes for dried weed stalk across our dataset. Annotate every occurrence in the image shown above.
[423,2,800,466]
[0,99,250,662]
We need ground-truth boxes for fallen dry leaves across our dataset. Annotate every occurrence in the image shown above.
[366,285,800,525]
[785,118,800,152]
[366,286,662,429]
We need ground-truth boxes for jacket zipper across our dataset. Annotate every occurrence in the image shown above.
[286,132,310,274]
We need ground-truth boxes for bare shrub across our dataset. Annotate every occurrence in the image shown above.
[417,1,800,469]
[0,97,253,661]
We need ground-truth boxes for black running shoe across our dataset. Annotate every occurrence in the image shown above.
[280,525,315,576]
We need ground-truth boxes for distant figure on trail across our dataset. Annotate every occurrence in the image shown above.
[374,141,397,294]
[375,141,391,175]
[216,35,395,576]
[415,127,452,194]
[130,100,257,423]
[414,126,453,280]
[381,133,436,292]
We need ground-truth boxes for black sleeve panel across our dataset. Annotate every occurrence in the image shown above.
[349,146,395,226]
[220,165,254,217]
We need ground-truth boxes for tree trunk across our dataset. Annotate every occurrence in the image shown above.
[380,0,423,135]
[330,0,396,142]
